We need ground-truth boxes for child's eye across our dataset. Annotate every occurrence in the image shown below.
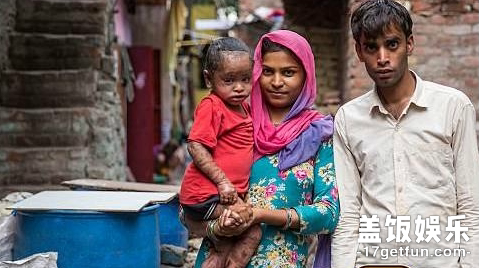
[223,79,234,84]
[242,77,251,83]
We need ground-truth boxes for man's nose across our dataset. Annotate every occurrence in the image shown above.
[377,47,389,66]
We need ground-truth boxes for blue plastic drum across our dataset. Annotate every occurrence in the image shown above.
[13,204,161,268]
[158,198,188,248]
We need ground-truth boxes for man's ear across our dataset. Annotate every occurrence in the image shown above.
[203,70,212,88]
[406,35,414,56]
[355,42,365,62]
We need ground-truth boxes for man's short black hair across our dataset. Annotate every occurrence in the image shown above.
[351,0,413,42]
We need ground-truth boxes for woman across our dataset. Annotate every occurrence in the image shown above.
[193,30,340,267]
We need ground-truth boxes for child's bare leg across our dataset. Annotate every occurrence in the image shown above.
[201,238,234,268]
[225,224,262,268]
[202,205,232,268]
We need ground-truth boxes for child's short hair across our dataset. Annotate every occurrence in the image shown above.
[204,37,251,75]
[351,0,413,42]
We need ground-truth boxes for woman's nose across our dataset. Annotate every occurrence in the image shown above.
[272,74,284,88]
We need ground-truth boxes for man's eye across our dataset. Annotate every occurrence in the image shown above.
[388,41,399,49]
[365,44,377,52]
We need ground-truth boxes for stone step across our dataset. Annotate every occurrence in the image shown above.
[1,70,96,108]
[9,33,104,70]
[15,0,107,35]
[0,107,90,147]
[0,146,88,185]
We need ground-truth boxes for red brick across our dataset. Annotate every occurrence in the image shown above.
[463,56,479,68]
[435,35,459,46]
[414,24,442,34]
[473,2,479,11]
[460,34,479,46]
[460,13,479,24]
[412,1,433,12]
[430,14,448,25]
[414,34,429,45]
[441,3,469,14]
[465,78,479,90]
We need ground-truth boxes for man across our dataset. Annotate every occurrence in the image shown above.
[332,0,479,267]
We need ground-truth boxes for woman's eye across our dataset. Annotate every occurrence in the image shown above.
[283,70,294,77]
[262,69,272,75]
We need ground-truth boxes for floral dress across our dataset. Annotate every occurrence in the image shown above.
[194,139,340,267]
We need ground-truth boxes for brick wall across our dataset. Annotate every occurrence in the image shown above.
[0,0,127,185]
[289,26,344,108]
[345,0,479,109]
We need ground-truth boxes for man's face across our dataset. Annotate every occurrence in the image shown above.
[355,24,414,90]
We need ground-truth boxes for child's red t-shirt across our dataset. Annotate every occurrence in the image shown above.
[179,94,253,205]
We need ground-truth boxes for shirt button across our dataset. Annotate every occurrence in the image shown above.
[395,125,400,131]
[398,186,403,192]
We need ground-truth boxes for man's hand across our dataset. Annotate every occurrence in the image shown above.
[217,180,238,205]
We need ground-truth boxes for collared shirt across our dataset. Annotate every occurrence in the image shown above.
[332,71,479,268]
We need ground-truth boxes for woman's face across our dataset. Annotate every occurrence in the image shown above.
[259,50,305,113]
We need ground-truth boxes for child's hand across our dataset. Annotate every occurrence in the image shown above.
[217,180,237,205]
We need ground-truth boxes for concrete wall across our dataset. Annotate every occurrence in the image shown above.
[0,0,127,185]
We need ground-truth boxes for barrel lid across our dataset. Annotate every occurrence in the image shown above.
[8,191,177,212]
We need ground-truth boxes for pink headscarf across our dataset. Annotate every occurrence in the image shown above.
[252,30,333,169]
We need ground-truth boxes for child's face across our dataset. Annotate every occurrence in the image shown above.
[205,51,252,108]
[259,50,305,112]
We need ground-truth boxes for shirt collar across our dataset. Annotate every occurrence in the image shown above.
[369,70,428,114]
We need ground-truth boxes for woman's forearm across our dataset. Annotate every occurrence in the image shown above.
[253,208,300,230]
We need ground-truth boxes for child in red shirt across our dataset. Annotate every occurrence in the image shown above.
[179,37,261,267]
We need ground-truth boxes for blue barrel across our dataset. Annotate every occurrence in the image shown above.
[158,198,188,248]
[13,204,161,268]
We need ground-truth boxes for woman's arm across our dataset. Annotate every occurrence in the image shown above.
[290,139,340,235]
[252,207,299,229]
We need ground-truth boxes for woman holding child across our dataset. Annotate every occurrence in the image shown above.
[184,30,339,268]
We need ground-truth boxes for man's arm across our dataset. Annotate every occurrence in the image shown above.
[452,103,479,268]
[331,108,362,268]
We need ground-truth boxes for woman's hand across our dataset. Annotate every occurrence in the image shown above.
[228,200,253,223]
[215,206,255,237]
